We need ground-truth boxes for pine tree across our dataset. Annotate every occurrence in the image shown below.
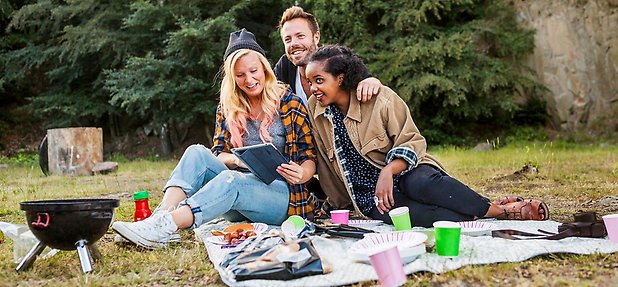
[306,0,542,144]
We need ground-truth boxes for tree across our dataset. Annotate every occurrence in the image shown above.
[305,0,543,144]
[2,0,291,156]
[104,0,289,155]
[2,0,135,131]
[1,0,544,155]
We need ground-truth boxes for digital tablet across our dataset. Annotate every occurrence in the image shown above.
[231,143,288,184]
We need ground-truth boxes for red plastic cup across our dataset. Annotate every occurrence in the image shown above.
[330,210,350,224]
[368,244,407,287]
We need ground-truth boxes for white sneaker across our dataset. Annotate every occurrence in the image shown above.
[114,232,181,244]
[112,211,178,249]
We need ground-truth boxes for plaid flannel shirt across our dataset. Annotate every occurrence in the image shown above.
[211,89,317,219]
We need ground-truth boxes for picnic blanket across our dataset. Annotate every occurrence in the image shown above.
[194,219,618,287]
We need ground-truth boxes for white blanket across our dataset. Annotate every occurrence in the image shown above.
[194,219,618,287]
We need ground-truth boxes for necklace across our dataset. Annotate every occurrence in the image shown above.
[249,110,263,120]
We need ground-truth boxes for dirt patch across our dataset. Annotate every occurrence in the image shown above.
[483,180,562,195]
[492,163,540,181]
[582,196,618,213]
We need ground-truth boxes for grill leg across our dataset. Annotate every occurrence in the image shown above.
[15,241,46,272]
[76,240,93,273]
[88,243,102,262]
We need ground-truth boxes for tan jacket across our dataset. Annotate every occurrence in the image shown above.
[307,86,445,217]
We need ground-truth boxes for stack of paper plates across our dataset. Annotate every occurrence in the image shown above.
[349,231,427,263]
[458,221,495,236]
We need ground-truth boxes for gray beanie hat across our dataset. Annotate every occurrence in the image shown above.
[223,28,266,60]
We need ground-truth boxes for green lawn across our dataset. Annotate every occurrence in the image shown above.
[0,142,617,286]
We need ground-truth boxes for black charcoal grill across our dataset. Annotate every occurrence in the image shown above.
[16,198,119,273]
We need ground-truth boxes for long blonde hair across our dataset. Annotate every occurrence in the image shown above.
[220,49,282,148]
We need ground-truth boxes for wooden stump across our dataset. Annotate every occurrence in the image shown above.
[47,127,103,176]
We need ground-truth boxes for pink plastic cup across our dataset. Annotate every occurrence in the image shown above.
[368,244,407,287]
[602,214,618,243]
[330,210,350,224]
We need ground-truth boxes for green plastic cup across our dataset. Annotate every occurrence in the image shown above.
[433,221,461,257]
[389,207,412,231]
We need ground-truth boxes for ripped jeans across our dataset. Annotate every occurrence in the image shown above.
[163,144,290,229]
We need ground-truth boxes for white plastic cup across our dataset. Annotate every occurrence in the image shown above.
[602,214,618,243]
[281,215,305,238]
[368,244,407,287]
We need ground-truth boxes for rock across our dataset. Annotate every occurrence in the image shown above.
[514,0,618,132]
[473,142,493,151]
[91,161,119,175]
[0,164,8,170]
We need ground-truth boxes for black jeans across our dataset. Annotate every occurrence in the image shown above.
[368,164,491,227]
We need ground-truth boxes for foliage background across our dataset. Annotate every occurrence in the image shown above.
[0,0,546,156]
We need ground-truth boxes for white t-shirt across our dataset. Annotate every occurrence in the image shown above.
[294,69,308,106]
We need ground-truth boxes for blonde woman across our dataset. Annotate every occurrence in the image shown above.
[112,29,317,249]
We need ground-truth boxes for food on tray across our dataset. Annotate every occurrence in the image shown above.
[224,223,254,233]
[223,229,257,245]
[208,223,266,245]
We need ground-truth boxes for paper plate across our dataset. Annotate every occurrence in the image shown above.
[458,221,495,236]
[223,222,268,233]
[348,219,383,228]
[349,231,427,263]
[206,223,268,246]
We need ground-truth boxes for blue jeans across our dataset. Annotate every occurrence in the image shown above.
[164,144,290,229]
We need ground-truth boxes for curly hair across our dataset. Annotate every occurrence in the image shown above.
[308,45,368,92]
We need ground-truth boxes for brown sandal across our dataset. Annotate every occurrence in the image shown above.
[496,199,549,220]
[492,196,524,206]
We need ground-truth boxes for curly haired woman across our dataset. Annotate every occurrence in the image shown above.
[305,44,548,227]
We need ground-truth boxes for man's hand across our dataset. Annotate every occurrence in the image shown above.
[356,77,382,102]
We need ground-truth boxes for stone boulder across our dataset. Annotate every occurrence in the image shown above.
[514,0,618,132]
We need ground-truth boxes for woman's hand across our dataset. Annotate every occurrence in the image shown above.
[234,156,247,169]
[277,161,306,185]
[277,160,316,185]
[374,159,407,214]
[375,170,395,214]
[217,152,247,169]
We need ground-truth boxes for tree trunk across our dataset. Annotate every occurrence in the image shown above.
[47,127,103,176]
[159,122,172,157]
[204,115,214,148]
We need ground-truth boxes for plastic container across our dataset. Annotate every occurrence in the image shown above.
[389,207,412,231]
[133,191,152,222]
[330,210,350,224]
[368,244,407,287]
[0,221,55,263]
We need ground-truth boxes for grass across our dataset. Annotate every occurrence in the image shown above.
[0,142,617,286]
